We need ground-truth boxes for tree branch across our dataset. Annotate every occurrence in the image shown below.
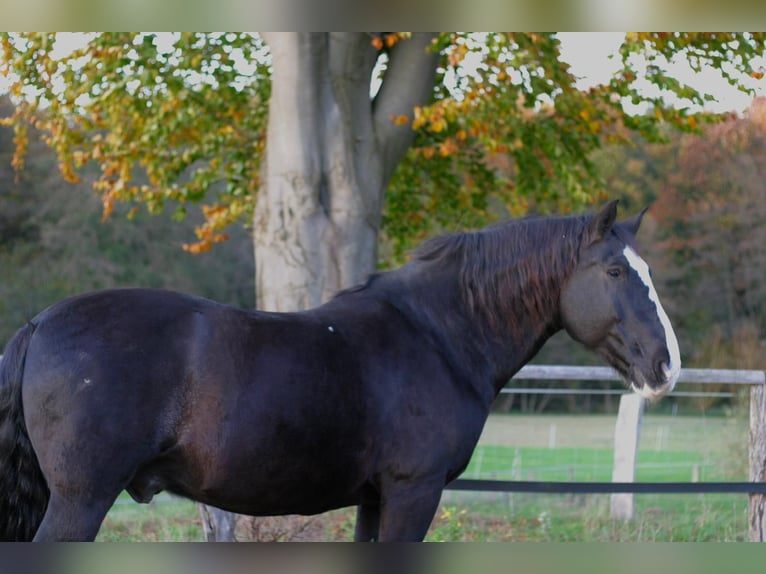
[328,32,379,129]
[373,33,439,186]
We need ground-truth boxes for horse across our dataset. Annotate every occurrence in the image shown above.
[0,200,681,541]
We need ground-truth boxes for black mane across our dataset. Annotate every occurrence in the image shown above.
[409,214,588,337]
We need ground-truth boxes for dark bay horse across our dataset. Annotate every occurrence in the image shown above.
[0,200,680,541]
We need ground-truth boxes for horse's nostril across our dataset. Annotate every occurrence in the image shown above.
[654,358,671,383]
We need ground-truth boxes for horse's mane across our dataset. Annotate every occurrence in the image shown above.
[411,214,589,336]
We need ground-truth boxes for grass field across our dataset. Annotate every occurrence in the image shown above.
[97,412,751,542]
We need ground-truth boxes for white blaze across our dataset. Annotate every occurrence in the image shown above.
[623,246,681,395]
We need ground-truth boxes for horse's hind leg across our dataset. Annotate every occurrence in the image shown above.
[33,491,115,541]
[354,501,381,541]
[33,491,116,541]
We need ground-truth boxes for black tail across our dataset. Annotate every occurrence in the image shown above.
[0,323,49,541]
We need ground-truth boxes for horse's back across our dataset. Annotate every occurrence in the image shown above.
[23,288,214,407]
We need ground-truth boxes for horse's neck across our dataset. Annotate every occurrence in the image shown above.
[378,262,562,404]
[480,300,561,396]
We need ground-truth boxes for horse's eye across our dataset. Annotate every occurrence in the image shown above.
[607,267,622,279]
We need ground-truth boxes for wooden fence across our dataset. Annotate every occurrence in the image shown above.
[446,365,766,542]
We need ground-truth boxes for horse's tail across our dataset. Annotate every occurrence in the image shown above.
[0,322,49,541]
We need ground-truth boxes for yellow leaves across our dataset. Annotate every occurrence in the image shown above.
[750,68,765,80]
[1,36,13,76]
[202,204,228,219]
[415,138,461,160]
[9,121,29,172]
[412,104,452,134]
[390,114,410,127]
[448,43,469,67]
[72,150,90,167]
[371,32,413,53]
[101,192,116,221]
[420,147,436,160]
[59,161,81,184]
[371,33,405,51]
[183,200,248,254]
[0,31,272,257]
[183,229,230,254]
[384,34,400,49]
[412,106,427,130]
[430,117,447,133]
[438,138,458,157]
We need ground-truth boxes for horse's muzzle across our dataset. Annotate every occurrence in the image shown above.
[629,353,679,401]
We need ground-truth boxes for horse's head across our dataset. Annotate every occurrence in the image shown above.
[560,200,681,400]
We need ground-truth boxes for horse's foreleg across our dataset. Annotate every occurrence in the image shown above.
[32,491,114,541]
[354,501,381,541]
[377,479,443,542]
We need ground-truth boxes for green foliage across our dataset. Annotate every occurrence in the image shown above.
[1,32,270,253]
[383,32,766,260]
[3,32,766,262]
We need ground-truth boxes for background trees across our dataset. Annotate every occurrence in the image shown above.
[0,96,254,344]
[4,33,765,297]
[2,32,766,402]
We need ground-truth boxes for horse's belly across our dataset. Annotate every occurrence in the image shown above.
[160,427,371,516]
[176,462,366,516]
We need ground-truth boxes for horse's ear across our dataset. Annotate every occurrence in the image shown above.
[586,200,619,245]
[621,205,649,237]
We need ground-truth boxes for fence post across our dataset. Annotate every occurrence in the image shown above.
[749,382,766,541]
[610,393,645,521]
[199,504,237,542]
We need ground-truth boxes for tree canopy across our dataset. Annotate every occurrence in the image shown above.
[3,32,765,260]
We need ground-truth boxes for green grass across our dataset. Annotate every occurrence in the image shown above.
[97,496,204,542]
[429,493,749,541]
[96,412,751,541]
[463,445,707,482]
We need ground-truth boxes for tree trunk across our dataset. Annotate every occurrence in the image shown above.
[200,31,438,541]
[254,33,382,309]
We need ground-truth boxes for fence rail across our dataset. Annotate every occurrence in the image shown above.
[510,364,766,385]
[447,479,766,494]
[448,364,766,541]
